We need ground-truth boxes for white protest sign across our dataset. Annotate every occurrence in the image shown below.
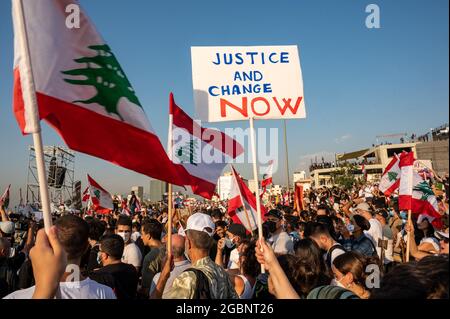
[191,45,306,122]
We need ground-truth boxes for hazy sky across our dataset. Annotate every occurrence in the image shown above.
[0,0,448,206]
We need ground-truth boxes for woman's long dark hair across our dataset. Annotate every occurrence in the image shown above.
[414,219,436,244]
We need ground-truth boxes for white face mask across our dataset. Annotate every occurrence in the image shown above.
[331,278,346,289]
[118,231,131,243]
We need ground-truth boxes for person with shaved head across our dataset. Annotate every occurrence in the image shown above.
[149,234,191,298]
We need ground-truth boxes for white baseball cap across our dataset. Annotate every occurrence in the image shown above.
[185,213,215,237]
[0,221,15,234]
[417,214,435,225]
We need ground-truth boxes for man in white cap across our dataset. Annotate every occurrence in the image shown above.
[151,212,238,299]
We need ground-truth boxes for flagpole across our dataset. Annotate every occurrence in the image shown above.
[283,120,291,203]
[166,110,174,256]
[249,117,265,273]
[14,0,52,233]
[405,155,414,262]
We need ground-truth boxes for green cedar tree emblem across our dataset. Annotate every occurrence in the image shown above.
[176,139,199,166]
[413,181,434,201]
[61,44,142,121]
[93,189,101,199]
[387,171,398,182]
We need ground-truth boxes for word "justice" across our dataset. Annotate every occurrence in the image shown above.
[212,52,290,65]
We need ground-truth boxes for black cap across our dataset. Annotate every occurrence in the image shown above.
[265,209,282,220]
[228,223,247,238]
[375,209,389,220]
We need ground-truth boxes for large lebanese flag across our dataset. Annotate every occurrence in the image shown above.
[379,155,401,196]
[228,166,266,232]
[12,0,184,186]
[169,93,244,199]
[398,152,415,211]
[87,175,113,214]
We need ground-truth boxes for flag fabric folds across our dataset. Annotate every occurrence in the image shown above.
[398,152,415,211]
[228,166,266,232]
[87,175,113,214]
[0,185,11,209]
[12,0,184,186]
[169,93,244,199]
[379,155,401,197]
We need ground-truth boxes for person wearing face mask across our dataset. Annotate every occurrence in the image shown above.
[341,215,378,258]
[215,223,247,274]
[331,251,372,299]
[116,215,142,273]
[151,213,238,299]
[388,201,403,240]
[264,209,294,255]
[90,234,138,299]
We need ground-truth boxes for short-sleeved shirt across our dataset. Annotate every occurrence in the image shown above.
[122,242,142,269]
[3,278,116,299]
[268,231,294,255]
[163,256,238,299]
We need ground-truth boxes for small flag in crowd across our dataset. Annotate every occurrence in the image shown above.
[260,160,274,198]
[379,154,401,196]
[294,183,304,211]
[0,185,11,209]
[87,175,113,214]
[398,151,416,211]
[228,166,266,232]
[169,93,244,199]
[13,0,184,186]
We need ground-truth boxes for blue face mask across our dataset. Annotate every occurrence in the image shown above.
[225,237,235,249]
[400,212,408,220]
[389,210,395,217]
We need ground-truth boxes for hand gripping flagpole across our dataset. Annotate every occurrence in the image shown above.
[249,117,265,273]
[13,0,52,234]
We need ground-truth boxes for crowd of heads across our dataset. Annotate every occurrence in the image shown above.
[0,171,448,299]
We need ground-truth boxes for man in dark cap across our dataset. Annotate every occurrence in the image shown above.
[216,223,248,273]
[263,209,294,255]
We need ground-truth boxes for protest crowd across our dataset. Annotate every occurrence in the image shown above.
[1,171,448,300]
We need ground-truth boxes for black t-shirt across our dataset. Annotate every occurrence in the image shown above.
[90,263,138,299]
[17,258,34,290]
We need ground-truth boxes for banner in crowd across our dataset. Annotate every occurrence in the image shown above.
[191,45,306,122]
[13,0,184,186]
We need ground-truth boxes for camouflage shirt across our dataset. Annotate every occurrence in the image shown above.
[163,256,238,299]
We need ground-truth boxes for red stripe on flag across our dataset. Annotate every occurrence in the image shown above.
[384,180,400,197]
[170,93,244,157]
[13,68,27,134]
[382,156,398,177]
[399,151,415,167]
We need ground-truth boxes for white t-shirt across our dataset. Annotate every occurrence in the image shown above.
[131,231,141,242]
[227,248,240,269]
[420,237,440,252]
[3,278,116,299]
[365,218,383,257]
[122,242,142,269]
[268,231,294,255]
[327,243,346,265]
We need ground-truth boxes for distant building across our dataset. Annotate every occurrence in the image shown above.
[217,174,233,200]
[131,186,144,201]
[149,180,166,202]
[293,171,306,183]
[310,143,419,188]
[248,179,259,194]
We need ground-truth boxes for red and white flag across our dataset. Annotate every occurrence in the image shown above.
[0,185,11,209]
[13,0,184,186]
[228,166,266,232]
[261,160,274,188]
[87,175,113,214]
[410,171,442,229]
[398,152,415,211]
[82,186,90,202]
[169,93,244,199]
[379,155,401,196]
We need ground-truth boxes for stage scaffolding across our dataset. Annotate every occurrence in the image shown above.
[26,145,75,206]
